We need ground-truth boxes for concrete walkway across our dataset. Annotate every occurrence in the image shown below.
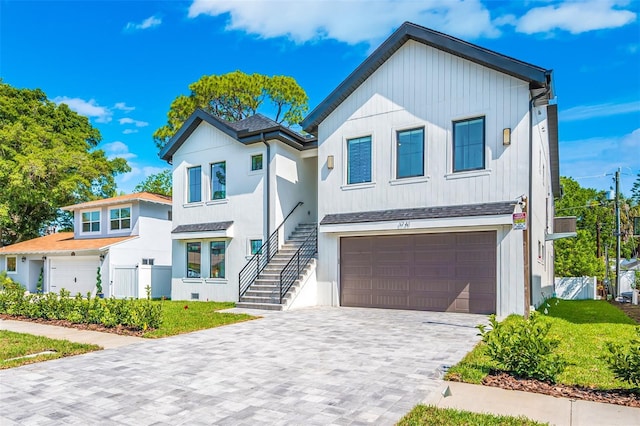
[426,381,640,426]
[0,318,144,349]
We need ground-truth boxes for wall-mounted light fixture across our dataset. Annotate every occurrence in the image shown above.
[327,155,335,170]
[99,254,105,261]
[21,256,26,263]
[503,128,511,145]
[42,256,47,261]
[70,252,76,257]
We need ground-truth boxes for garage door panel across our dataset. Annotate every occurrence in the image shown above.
[340,231,496,314]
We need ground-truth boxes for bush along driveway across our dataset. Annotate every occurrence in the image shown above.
[446,299,640,407]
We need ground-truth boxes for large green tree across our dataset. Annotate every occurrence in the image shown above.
[632,172,640,205]
[153,71,308,150]
[0,82,130,245]
[134,169,172,197]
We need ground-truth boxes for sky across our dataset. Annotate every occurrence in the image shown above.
[1,0,639,196]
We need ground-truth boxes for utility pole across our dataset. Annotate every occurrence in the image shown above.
[615,168,621,299]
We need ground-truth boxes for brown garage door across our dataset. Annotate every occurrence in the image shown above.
[340,231,496,314]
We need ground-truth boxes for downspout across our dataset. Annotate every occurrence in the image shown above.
[262,133,271,239]
[528,88,549,309]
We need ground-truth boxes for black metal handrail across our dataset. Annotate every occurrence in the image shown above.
[238,201,303,298]
[279,226,317,303]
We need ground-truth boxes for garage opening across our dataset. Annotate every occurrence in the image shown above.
[340,231,496,314]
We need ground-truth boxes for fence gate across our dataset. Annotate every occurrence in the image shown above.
[112,266,138,299]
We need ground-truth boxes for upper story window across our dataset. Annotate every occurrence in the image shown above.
[6,256,17,274]
[211,161,226,200]
[453,117,485,172]
[251,154,263,171]
[347,136,372,185]
[186,242,201,278]
[250,239,263,255]
[81,210,100,233]
[187,166,202,203]
[109,206,131,231]
[396,128,424,179]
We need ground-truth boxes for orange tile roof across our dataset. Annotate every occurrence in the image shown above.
[62,192,172,211]
[0,233,135,255]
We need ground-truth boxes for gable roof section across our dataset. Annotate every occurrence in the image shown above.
[302,21,553,134]
[159,109,317,162]
[320,201,515,225]
[0,233,135,255]
[62,192,171,211]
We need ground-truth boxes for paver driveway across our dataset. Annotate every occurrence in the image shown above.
[0,307,485,425]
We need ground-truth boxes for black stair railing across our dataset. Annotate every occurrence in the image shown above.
[239,201,303,299]
[279,226,317,303]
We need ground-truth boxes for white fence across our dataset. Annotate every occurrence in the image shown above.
[111,265,171,299]
[554,276,597,300]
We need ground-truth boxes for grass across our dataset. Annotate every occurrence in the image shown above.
[142,300,256,338]
[446,299,639,390]
[396,405,547,426]
[0,330,100,369]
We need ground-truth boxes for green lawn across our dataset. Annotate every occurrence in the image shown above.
[446,299,639,390]
[143,300,256,338]
[396,405,547,426]
[0,330,100,369]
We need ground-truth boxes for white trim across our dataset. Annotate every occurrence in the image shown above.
[343,132,375,187]
[79,209,101,236]
[171,228,234,240]
[107,204,132,234]
[186,165,203,204]
[205,199,229,206]
[204,278,228,284]
[182,201,204,208]
[449,114,489,174]
[248,152,264,176]
[389,175,431,186]
[5,255,17,274]
[247,236,263,256]
[300,148,318,159]
[445,169,492,180]
[340,182,376,191]
[320,214,513,234]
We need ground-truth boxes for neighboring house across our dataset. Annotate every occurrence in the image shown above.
[163,22,566,316]
[0,192,173,299]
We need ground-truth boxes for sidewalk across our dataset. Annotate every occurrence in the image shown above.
[426,381,640,426]
[0,318,144,349]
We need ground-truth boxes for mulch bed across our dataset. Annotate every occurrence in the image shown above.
[481,371,640,408]
[0,314,147,337]
[610,301,640,324]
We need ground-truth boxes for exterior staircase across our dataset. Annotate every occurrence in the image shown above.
[237,223,317,311]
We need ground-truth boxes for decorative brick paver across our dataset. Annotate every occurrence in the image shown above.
[0,307,484,425]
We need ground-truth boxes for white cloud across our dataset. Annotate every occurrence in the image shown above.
[560,100,640,121]
[125,15,162,32]
[123,129,139,135]
[114,102,135,112]
[119,117,149,127]
[102,141,137,160]
[188,0,499,45]
[515,0,636,35]
[53,96,112,123]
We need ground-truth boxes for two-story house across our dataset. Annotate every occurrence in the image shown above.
[163,22,561,317]
[0,192,173,299]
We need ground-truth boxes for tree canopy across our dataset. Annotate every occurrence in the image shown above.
[632,172,640,205]
[134,169,172,197]
[0,82,130,245]
[153,71,308,150]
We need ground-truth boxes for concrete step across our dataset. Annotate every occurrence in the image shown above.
[240,296,282,304]
[236,302,284,311]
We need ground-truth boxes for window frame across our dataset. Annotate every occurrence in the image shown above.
[395,127,425,179]
[452,116,486,173]
[249,239,263,255]
[186,241,202,278]
[209,241,226,279]
[210,161,227,200]
[80,209,101,235]
[187,166,202,204]
[250,154,263,172]
[6,256,17,274]
[345,134,373,186]
[108,205,132,232]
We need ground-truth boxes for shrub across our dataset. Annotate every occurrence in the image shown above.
[477,313,566,382]
[603,327,640,386]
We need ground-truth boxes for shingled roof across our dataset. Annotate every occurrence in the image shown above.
[62,192,171,211]
[171,221,234,234]
[0,233,135,254]
[320,202,515,225]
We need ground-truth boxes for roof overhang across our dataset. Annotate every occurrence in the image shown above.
[547,104,561,198]
[171,221,234,240]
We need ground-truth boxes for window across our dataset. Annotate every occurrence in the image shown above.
[396,128,424,179]
[251,154,263,171]
[210,241,226,278]
[453,117,485,172]
[186,242,201,278]
[211,161,226,200]
[142,258,154,265]
[187,166,202,203]
[6,256,17,273]
[110,207,131,231]
[81,210,100,233]
[250,239,263,255]
[347,136,372,184]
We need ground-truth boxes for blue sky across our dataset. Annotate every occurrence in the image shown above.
[1,0,639,196]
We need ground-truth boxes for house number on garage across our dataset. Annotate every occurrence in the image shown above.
[398,221,410,229]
